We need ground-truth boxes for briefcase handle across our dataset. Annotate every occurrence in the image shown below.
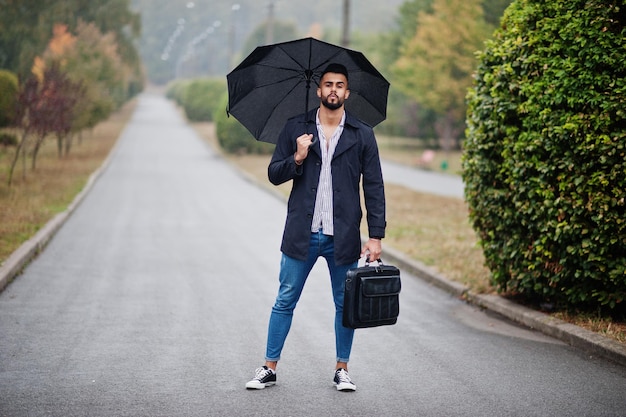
[365,256,384,266]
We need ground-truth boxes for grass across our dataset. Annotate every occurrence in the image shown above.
[0,99,137,261]
[554,312,626,345]
[0,105,623,347]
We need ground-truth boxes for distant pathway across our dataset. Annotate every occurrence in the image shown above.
[381,159,464,199]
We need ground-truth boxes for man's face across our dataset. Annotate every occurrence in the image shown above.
[317,72,350,110]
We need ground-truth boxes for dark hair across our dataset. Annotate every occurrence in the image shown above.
[321,63,349,82]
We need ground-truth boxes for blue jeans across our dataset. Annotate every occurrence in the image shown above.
[265,231,358,363]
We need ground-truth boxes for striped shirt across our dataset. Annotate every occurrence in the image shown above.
[311,109,345,235]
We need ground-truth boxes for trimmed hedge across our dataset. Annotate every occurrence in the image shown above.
[0,132,18,146]
[165,80,190,105]
[214,93,274,155]
[463,1,625,314]
[166,78,226,122]
[0,70,18,127]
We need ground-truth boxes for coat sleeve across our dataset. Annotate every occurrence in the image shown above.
[268,121,303,185]
[361,129,386,239]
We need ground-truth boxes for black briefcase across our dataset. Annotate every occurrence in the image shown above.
[343,258,401,329]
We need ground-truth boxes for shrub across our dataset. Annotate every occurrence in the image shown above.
[0,70,19,127]
[0,132,18,147]
[463,1,625,315]
[214,93,274,155]
[165,80,191,106]
[181,78,226,122]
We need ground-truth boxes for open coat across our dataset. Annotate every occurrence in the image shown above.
[268,108,386,265]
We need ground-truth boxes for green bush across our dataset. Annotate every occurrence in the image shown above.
[463,1,625,315]
[0,132,18,146]
[0,70,18,127]
[181,78,226,122]
[165,80,191,106]
[214,93,274,155]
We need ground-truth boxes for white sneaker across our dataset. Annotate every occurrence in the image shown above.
[333,368,356,391]
[245,366,276,389]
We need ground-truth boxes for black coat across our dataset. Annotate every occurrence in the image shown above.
[268,108,386,265]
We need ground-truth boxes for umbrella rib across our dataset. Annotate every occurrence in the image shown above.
[247,63,310,89]
[275,44,310,74]
[311,50,345,74]
[265,79,310,122]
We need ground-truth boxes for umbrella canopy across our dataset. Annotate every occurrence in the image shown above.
[226,37,390,144]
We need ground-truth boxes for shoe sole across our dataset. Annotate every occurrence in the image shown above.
[246,381,276,390]
[334,383,356,391]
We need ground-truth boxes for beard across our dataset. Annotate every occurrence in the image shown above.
[321,95,344,110]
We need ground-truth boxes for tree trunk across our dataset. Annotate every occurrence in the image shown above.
[21,134,28,179]
[55,134,62,157]
[434,109,462,152]
[341,0,350,47]
[8,130,28,186]
[31,134,46,170]
[64,133,73,156]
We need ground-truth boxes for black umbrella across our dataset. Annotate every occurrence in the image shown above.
[226,37,390,144]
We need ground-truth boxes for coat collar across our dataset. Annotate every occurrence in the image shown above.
[301,107,361,129]
[299,108,361,159]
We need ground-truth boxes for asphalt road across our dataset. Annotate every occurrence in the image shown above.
[380,160,464,199]
[1,93,625,417]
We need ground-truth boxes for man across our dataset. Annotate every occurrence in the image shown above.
[245,63,386,391]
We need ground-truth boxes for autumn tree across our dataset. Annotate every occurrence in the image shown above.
[34,22,130,149]
[392,0,492,150]
[31,66,84,164]
[68,21,129,110]
[45,0,143,94]
[31,25,81,157]
[7,64,85,186]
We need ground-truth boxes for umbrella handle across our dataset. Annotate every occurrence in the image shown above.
[305,120,318,148]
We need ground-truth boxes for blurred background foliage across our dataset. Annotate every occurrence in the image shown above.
[0,0,514,151]
[145,0,512,148]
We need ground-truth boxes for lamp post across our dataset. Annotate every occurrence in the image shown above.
[265,1,275,45]
[161,18,186,70]
[206,20,222,75]
[162,2,196,80]
[341,0,350,47]
[229,3,241,70]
